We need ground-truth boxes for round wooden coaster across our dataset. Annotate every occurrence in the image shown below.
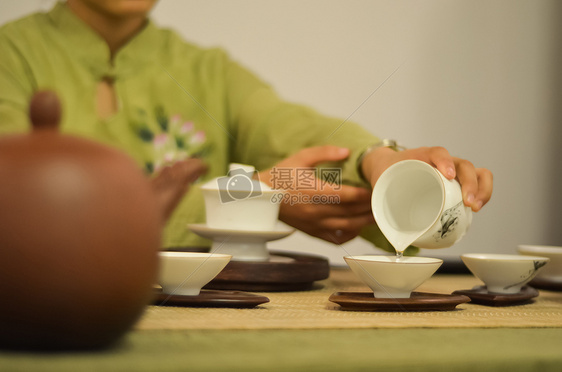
[153,289,269,308]
[203,251,330,292]
[452,286,539,306]
[329,292,470,312]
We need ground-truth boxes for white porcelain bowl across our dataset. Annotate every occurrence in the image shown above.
[461,253,550,294]
[344,255,443,298]
[158,252,232,296]
[518,245,562,282]
[201,164,282,231]
[201,186,280,231]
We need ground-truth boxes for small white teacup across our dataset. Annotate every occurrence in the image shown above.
[158,252,232,296]
[372,160,472,251]
[344,255,443,298]
[461,253,550,294]
[518,245,562,283]
[201,163,282,231]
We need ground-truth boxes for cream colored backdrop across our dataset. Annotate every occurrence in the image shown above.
[1,1,560,264]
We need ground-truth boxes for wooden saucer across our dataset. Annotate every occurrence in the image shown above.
[203,251,330,292]
[166,248,330,292]
[329,292,470,312]
[452,286,539,306]
[528,277,562,291]
[153,289,269,308]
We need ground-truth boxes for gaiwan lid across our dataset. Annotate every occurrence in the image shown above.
[201,163,273,197]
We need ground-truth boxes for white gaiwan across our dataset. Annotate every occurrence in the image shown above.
[461,253,550,294]
[158,252,232,296]
[201,163,281,231]
[194,163,291,261]
[344,255,443,298]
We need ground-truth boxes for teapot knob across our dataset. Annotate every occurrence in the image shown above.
[29,90,61,131]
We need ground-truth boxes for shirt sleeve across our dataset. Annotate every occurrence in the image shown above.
[222,57,380,187]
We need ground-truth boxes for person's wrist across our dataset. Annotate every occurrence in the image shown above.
[362,147,396,186]
[357,139,404,185]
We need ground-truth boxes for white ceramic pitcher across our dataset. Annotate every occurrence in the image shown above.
[372,160,472,252]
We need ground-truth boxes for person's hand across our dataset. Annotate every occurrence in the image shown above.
[259,146,373,244]
[151,158,207,222]
[361,146,493,212]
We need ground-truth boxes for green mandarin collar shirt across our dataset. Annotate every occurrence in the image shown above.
[0,2,394,251]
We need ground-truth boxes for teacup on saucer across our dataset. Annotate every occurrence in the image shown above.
[461,253,550,294]
[344,255,443,298]
[158,252,232,296]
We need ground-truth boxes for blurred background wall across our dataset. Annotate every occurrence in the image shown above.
[1,0,560,265]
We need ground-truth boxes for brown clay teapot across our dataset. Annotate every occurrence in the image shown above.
[0,92,162,350]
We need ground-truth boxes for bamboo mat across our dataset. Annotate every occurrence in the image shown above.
[136,269,562,330]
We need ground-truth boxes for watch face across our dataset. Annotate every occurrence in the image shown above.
[381,139,397,147]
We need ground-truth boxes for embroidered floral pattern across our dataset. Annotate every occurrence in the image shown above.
[133,106,210,173]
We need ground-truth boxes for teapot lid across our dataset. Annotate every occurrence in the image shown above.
[29,90,61,131]
[201,163,272,192]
